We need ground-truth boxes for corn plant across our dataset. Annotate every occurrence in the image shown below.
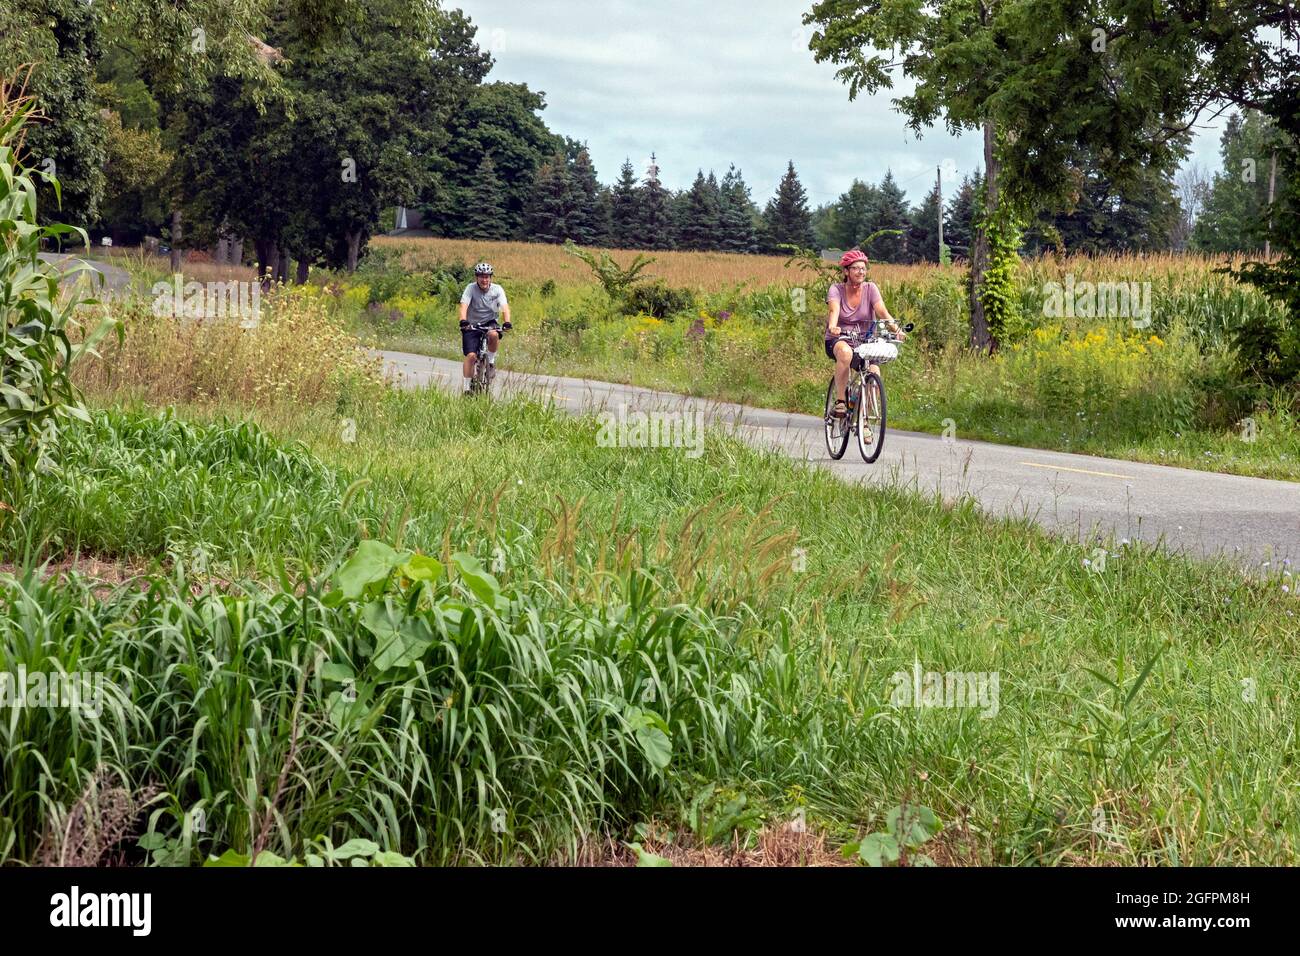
[0,105,111,521]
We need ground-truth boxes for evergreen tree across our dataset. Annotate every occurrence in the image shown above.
[610,158,639,248]
[908,182,944,263]
[831,179,879,249]
[865,170,911,262]
[762,160,816,252]
[524,152,576,243]
[593,186,614,248]
[567,148,604,245]
[719,164,759,253]
[1023,160,1181,254]
[678,169,723,250]
[668,187,692,249]
[421,80,558,240]
[944,172,982,261]
[636,157,675,250]
[466,154,510,240]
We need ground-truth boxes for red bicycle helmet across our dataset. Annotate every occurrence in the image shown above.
[840,249,869,268]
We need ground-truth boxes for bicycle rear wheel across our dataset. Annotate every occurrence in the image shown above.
[824,378,850,460]
[856,371,886,463]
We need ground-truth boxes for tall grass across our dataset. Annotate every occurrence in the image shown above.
[72,284,384,410]
[8,385,1297,865]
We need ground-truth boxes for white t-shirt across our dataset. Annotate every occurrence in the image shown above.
[460,282,508,325]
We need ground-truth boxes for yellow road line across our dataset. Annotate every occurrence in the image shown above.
[1019,461,1136,480]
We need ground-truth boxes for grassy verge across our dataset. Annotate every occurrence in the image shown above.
[4,379,1298,865]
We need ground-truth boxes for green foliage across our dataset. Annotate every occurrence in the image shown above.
[1227,125,1300,386]
[623,281,696,319]
[762,161,815,253]
[4,373,1300,865]
[717,165,758,254]
[843,804,942,867]
[99,110,171,242]
[1021,136,1183,256]
[684,782,764,847]
[0,109,112,520]
[676,170,723,251]
[976,195,1027,346]
[3,410,350,569]
[422,80,564,239]
[0,1,106,225]
[1193,112,1290,254]
[465,155,510,241]
[610,159,640,248]
[634,175,675,251]
[563,240,656,304]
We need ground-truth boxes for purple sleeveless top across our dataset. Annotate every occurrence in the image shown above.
[825,281,881,340]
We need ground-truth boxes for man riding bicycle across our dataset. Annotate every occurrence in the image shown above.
[459,261,512,394]
[825,248,905,417]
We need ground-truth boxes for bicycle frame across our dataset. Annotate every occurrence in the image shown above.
[467,322,503,395]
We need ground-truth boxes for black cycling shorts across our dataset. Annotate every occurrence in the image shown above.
[461,324,504,357]
[825,335,867,369]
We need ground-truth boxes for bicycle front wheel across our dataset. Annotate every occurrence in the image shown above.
[856,371,886,463]
[824,377,850,460]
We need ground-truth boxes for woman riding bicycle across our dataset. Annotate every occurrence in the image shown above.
[825,248,905,417]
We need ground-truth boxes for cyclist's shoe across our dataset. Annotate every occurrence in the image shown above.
[832,400,848,417]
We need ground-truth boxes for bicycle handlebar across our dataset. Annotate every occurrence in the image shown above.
[836,321,912,344]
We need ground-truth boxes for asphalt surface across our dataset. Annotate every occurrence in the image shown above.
[399,350,1295,569]
[38,253,132,296]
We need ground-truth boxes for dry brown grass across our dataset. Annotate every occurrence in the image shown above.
[567,822,853,867]
[92,246,259,285]
[74,285,384,408]
[370,235,1249,294]
[370,235,802,289]
[35,767,161,867]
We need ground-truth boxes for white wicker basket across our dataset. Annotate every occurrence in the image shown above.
[855,341,899,364]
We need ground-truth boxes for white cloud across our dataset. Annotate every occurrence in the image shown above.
[454,0,1225,207]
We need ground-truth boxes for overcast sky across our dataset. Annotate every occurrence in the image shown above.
[451,0,1225,208]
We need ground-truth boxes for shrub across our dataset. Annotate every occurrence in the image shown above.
[624,281,696,319]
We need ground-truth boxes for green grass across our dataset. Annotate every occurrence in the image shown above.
[359,272,1300,483]
[4,386,1299,865]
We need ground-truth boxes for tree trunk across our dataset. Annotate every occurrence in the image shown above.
[215,237,229,265]
[232,237,244,267]
[169,207,183,273]
[276,245,290,284]
[255,238,278,291]
[346,230,362,272]
[296,257,310,284]
[968,119,998,354]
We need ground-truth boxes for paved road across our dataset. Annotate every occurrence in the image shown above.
[378,350,1300,570]
[38,253,132,297]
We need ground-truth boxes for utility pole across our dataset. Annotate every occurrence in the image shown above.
[936,165,944,262]
[1265,149,1277,258]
